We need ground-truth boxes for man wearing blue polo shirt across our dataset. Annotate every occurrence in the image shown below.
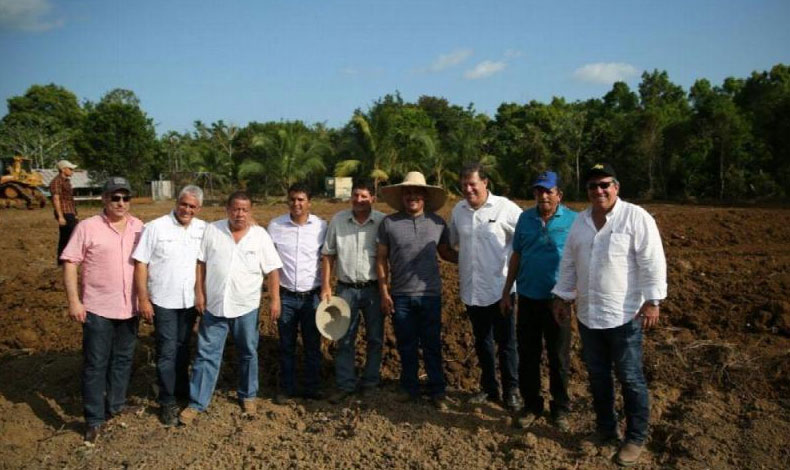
[501,171,577,431]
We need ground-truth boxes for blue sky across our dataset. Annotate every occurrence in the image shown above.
[1,0,789,135]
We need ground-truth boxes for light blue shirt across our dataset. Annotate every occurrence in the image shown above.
[512,204,577,300]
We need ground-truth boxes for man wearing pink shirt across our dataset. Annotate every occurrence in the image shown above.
[60,176,144,444]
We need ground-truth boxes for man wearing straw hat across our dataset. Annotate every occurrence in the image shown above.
[321,179,386,404]
[376,171,455,410]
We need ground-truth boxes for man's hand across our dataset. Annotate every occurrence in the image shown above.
[270,299,281,322]
[57,216,67,227]
[499,293,513,316]
[320,287,332,303]
[552,298,572,326]
[195,291,206,315]
[139,298,155,323]
[637,302,660,329]
[68,299,87,323]
[381,294,394,316]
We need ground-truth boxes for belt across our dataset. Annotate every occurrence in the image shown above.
[338,280,378,289]
[279,287,319,298]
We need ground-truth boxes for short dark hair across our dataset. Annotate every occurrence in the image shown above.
[287,182,312,199]
[352,179,375,195]
[226,190,251,207]
[459,161,488,181]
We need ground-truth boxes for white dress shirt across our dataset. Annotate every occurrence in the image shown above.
[198,220,283,318]
[449,192,522,307]
[268,213,327,292]
[551,198,667,329]
[132,212,206,309]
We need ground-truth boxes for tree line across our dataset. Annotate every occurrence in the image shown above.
[1,64,788,202]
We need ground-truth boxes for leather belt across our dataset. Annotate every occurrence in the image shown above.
[279,287,319,298]
[338,280,378,289]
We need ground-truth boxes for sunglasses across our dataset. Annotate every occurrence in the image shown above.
[586,181,614,191]
[110,194,132,202]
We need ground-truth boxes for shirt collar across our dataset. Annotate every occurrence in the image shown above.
[287,213,315,226]
[346,210,374,225]
[461,191,494,211]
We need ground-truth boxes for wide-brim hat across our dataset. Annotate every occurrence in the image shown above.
[379,171,447,213]
[315,296,351,341]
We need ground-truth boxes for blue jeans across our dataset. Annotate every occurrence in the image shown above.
[278,291,321,396]
[578,319,649,444]
[153,304,197,405]
[188,309,259,411]
[392,295,445,398]
[467,300,519,398]
[334,284,383,392]
[82,313,139,427]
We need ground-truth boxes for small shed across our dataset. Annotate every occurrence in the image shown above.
[37,169,102,199]
[151,180,173,201]
[325,177,353,200]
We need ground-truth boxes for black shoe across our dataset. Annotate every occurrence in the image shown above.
[160,404,179,427]
[302,390,324,401]
[84,424,103,444]
[328,389,355,404]
[431,395,449,411]
[467,391,499,405]
[504,391,523,411]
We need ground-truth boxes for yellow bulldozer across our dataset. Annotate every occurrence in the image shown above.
[0,156,47,209]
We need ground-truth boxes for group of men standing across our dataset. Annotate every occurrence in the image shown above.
[57,160,665,467]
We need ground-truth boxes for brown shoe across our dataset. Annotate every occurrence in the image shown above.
[615,442,644,467]
[241,398,257,415]
[178,407,199,426]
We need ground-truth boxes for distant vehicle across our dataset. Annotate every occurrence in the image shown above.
[0,156,47,209]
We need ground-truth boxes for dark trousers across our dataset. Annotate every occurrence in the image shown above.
[56,213,78,264]
[517,296,571,417]
[82,313,139,427]
[277,290,321,396]
[578,319,649,444]
[466,301,519,398]
[392,295,446,398]
[153,304,197,405]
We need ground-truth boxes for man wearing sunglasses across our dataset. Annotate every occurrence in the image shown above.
[60,177,144,444]
[552,163,667,467]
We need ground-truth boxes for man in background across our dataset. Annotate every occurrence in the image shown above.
[50,159,79,264]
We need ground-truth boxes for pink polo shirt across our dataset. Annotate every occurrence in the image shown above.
[61,212,144,319]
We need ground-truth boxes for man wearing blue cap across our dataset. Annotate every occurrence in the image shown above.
[501,170,577,431]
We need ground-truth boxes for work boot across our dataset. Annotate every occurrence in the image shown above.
[83,424,103,444]
[159,404,179,427]
[178,407,199,426]
[503,390,523,411]
[615,442,644,467]
[241,398,257,416]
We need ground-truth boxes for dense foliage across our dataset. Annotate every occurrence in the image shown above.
[2,64,788,201]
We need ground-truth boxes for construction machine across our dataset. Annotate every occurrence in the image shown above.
[0,156,47,209]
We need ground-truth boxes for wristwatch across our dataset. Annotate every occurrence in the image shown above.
[647,299,661,306]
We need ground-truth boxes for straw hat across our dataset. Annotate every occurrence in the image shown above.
[379,171,447,213]
[315,296,351,340]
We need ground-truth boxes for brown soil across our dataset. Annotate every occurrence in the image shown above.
[1,199,789,469]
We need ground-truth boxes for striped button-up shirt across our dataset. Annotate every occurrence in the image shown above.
[321,208,385,283]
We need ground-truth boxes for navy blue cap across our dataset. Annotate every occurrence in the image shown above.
[532,171,559,190]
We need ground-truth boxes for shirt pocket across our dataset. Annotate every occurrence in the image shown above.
[480,221,506,247]
[242,249,260,273]
[154,236,178,259]
[608,233,631,261]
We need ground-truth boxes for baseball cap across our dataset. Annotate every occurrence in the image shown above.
[57,160,78,170]
[532,171,559,190]
[585,162,617,181]
[103,176,132,194]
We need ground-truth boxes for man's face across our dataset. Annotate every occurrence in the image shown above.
[586,176,619,212]
[402,186,426,215]
[534,186,562,216]
[63,167,73,177]
[460,172,488,209]
[288,191,311,219]
[226,198,251,230]
[351,188,374,215]
[174,193,201,226]
[103,191,131,219]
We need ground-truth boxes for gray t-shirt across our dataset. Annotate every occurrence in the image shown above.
[378,211,449,297]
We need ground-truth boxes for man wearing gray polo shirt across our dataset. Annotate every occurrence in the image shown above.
[321,179,385,403]
[376,172,455,410]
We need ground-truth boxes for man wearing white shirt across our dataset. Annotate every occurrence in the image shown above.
[178,191,282,425]
[133,185,206,426]
[268,182,327,401]
[552,163,667,467]
[448,162,522,410]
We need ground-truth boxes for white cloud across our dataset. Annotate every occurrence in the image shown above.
[426,49,473,72]
[464,60,507,80]
[0,0,63,32]
[573,62,639,84]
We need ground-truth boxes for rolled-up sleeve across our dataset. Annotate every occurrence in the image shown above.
[635,212,667,301]
[551,219,579,300]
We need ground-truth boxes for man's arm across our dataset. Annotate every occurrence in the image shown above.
[52,194,66,226]
[376,243,393,315]
[134,261,154,322]
[634,212,667,329]
[320,254,334,302]
[437,243,458,264]
[195,261,206,314]
[63,262,86,323]
[268,269,281,322]
[500,252,520,314]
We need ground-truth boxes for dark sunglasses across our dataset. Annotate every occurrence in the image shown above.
[586,181,614,191]
[110,194,132,202]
